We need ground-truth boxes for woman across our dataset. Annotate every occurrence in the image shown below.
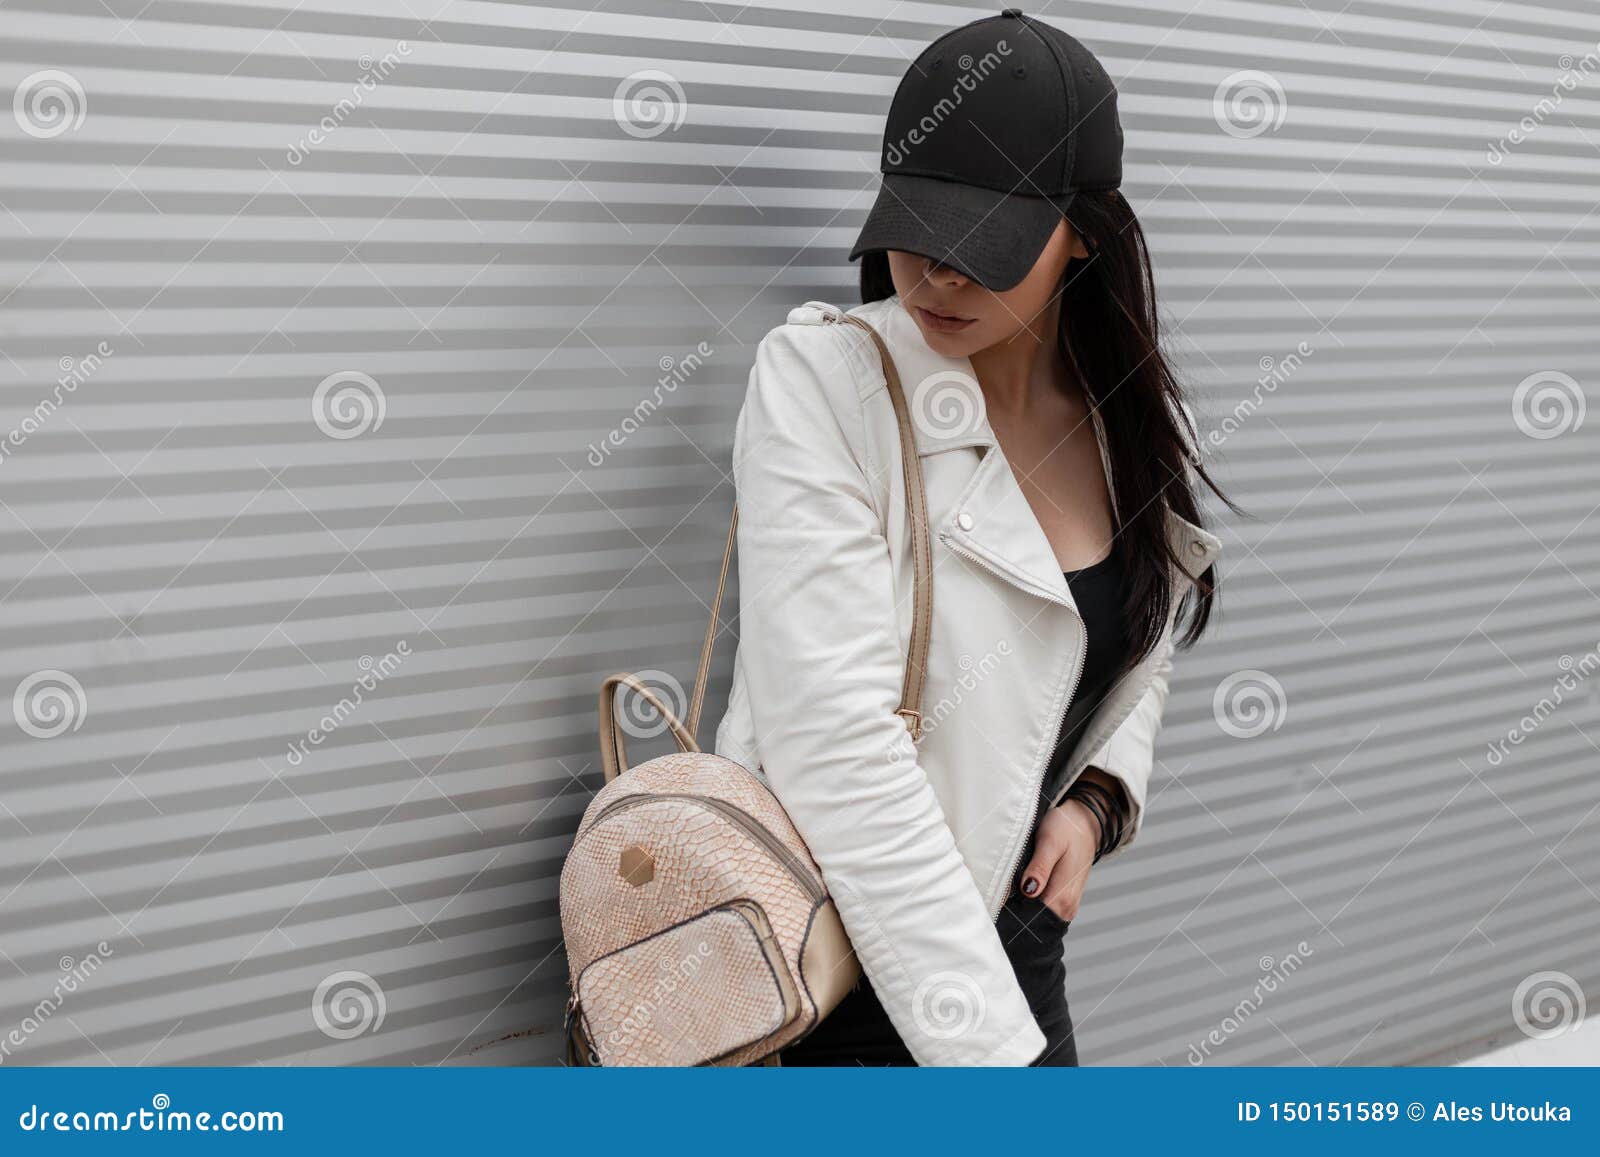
[714,11,1233,1066]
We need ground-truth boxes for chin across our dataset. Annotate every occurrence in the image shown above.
[914,323,986,359]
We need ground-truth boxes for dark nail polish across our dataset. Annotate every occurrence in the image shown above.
[1022,877,1039,896]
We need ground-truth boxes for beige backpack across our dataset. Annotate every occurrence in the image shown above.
[558,314,933,1066]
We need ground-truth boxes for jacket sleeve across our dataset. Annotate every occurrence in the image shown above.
[730,320,1046,1066]
[1085,399,1209,858]
[1083,634,1174,859]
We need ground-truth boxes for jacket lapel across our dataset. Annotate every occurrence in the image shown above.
[873,301,1221,606]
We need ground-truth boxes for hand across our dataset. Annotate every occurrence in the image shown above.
[1017,799,1101,923]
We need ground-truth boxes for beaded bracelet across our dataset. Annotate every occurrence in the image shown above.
[1070,790,1112,858]
[1063,778,1127,863]
[1074,791,1118,863]
[1088,782,1128,858]
[1088,782,1128,860]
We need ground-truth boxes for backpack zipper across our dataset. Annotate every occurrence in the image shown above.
[721,898,802,1028]
[585,791,825,903]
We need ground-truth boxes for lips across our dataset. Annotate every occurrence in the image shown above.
[913,305,976,334]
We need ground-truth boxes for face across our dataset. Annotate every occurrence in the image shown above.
[888,219,1090,358]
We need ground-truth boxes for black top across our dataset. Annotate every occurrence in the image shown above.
[1037,542,1131,810]
[1001,540,1132,900]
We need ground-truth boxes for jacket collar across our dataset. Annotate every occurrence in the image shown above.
[858,297,1222,607]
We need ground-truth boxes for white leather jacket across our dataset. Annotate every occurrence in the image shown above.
[714,295,1222,1066]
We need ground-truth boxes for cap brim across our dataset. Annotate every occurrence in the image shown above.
[849,173,1074,292]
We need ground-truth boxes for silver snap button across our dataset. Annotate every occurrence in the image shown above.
[957,511,975,531]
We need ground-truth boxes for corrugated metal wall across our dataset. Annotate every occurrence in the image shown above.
[1,0,1594,1067]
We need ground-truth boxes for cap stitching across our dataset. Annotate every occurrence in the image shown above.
[1018,14,1078,194]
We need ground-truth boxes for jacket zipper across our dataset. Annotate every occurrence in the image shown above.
[1047,663,1159,811]
[819,305,1089,915]
[584,791,825,903]
[942,533,1087,919]
[815,306,1060,919]
[1046,568,1199,811]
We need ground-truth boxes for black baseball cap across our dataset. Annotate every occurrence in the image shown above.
[849,9,1123,291]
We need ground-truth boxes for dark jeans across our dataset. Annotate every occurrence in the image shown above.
[779,889,1079,1066]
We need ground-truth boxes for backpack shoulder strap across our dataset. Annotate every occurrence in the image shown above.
[683,312,933,745]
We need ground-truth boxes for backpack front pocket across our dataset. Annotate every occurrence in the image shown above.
[575,899,799,1066]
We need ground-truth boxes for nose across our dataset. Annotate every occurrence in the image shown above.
[921,256,968,287]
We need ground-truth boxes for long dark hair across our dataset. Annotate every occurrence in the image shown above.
[859,190,1239,675]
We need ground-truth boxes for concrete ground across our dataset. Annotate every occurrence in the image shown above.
[1452,1015,1598,1066]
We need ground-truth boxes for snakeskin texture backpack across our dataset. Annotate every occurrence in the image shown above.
[558,315,933,1066]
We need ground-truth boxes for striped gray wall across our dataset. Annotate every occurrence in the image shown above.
[1,0,1595,1067]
